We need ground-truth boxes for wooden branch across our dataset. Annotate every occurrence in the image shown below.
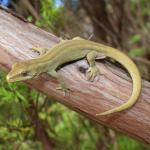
[0,8,150,144]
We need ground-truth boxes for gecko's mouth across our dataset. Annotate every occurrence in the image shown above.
[6,73,38,82]
[6,76,29,82]
[6,75,22,82]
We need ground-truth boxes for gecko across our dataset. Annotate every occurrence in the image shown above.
[6,37,141,116]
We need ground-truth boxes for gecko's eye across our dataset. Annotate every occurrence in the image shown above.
[21,72,28,76]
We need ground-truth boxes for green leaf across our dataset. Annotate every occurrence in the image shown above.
[129,48,147,57]
[27,16,33,22]
[129,34,141,45]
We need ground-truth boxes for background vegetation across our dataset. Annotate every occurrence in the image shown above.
[0,0,150,150]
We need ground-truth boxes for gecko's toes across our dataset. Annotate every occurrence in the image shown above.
[30,47,37,51]
[87,67,99,82]
[30,47,40,54]
[56,85,70,96]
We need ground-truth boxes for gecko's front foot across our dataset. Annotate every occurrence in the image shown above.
[30,47,41,54]
[56,84,70,96]
[87,66,99,81]
[30,47,48,55]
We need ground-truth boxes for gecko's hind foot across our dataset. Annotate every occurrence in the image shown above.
[56,84,70,96]
[87,66,99,82]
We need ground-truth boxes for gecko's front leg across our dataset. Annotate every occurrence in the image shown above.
[48,70,70,96]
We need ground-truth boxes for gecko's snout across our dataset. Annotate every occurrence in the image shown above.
[6,70,15,82]
[6,74,13,82]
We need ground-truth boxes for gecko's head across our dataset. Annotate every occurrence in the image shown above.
[6,61,39,82]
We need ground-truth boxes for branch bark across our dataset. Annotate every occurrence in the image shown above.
[0,8,150,144]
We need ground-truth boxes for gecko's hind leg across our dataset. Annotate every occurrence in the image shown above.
[86,51,106,81]
[30,47,49,56]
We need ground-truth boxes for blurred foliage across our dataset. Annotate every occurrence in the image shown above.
[0,0,150,149]
[128,33,148,57]
[0,71,42,150]
[0,70,98,150]
[27,0,67,35]
[128,0,150,57]
[0,69,149,149]
[36,0,65,33]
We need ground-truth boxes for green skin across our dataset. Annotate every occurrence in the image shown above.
[6,37,141,116]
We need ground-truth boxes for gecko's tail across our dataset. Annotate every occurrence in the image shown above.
[96,47,141,116]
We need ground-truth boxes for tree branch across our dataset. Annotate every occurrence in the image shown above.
[0,8,150,144]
